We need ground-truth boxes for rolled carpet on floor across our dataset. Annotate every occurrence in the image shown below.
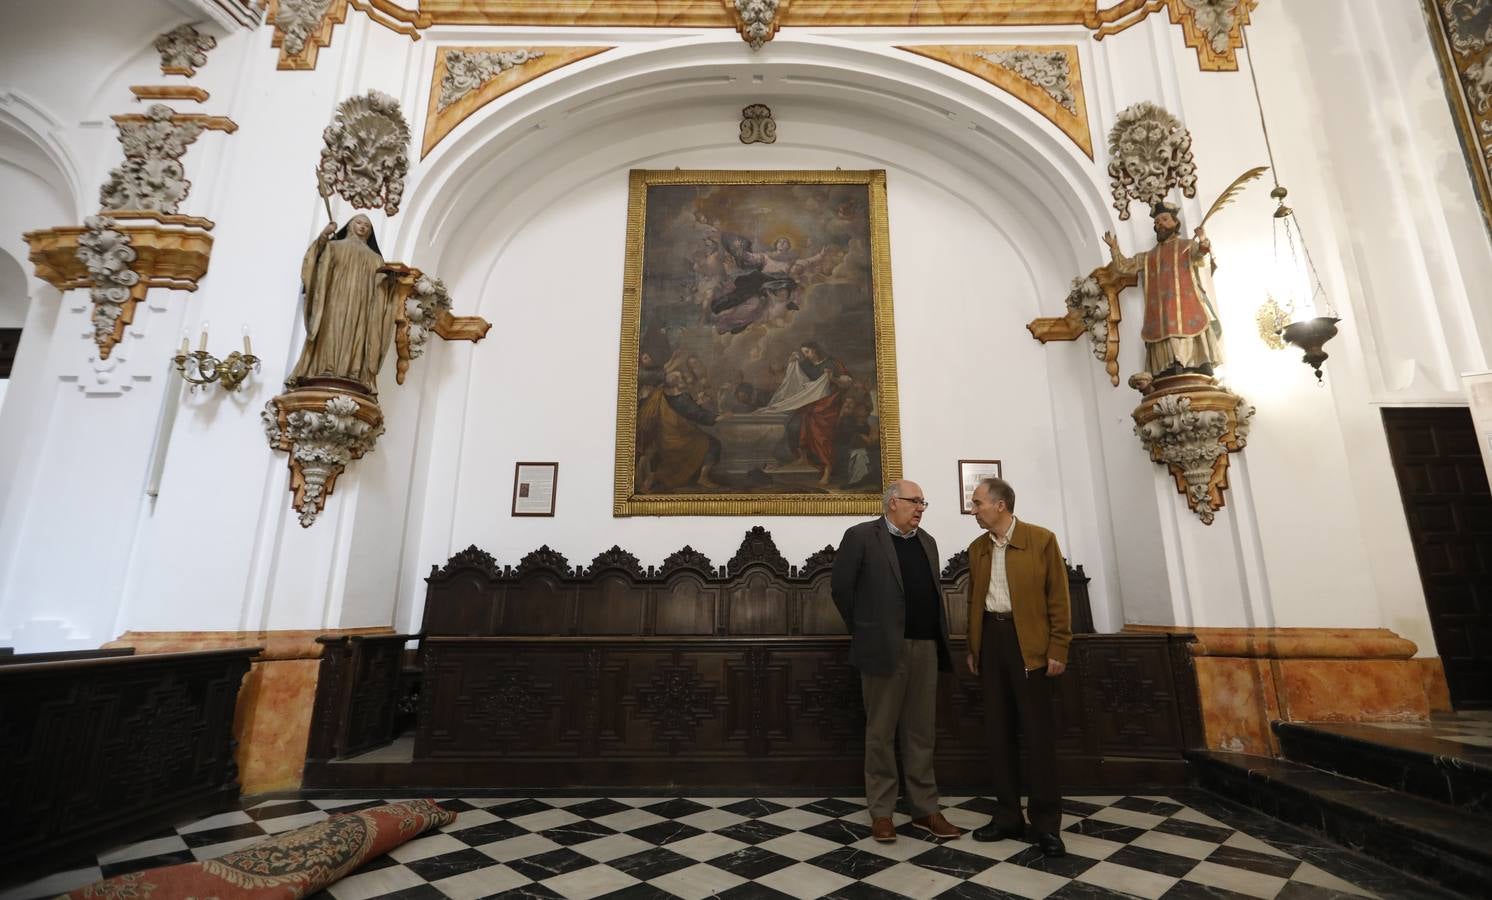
[61,799,456,899]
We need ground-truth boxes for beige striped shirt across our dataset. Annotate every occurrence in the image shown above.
[983,516,1017,614]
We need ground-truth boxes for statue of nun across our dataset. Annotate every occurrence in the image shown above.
[288,214,400,394]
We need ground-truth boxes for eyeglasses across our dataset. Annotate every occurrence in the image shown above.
[895,497,930,509]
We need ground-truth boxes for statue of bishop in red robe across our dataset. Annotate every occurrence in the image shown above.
[1103,201,1224,376]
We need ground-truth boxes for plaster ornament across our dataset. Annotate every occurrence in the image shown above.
[399,272,453,378]
[1182,0,1247,54]
[739,104,776,144]
[1106,102,1197,220]
[1064,275,1109,363]
[154,24,217,76]
[317,91,412,217]
[729,0,783,50]
[75,217,141,358]
[275,0,335,56]
[438,48,545,111]
[1132,380,1253,525]
[976,49,1077,114]
[1440,0,1492,54]
[262,392,385,527]
[99,105,206,214]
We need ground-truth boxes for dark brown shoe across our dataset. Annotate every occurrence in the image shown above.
[911,811,961,839]
[871,816,897,842]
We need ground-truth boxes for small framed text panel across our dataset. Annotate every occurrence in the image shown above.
[512,461,559,517]
[957,459,1003,514]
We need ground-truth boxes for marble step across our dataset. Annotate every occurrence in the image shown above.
[1188,749,1492,897]
[1274,720,1492,817]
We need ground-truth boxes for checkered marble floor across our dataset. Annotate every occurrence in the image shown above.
[4,790,1458,900]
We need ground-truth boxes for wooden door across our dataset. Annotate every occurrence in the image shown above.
[1383,407,1492,708]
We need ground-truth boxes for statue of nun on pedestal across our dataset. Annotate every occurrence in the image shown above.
[287,213,400,395]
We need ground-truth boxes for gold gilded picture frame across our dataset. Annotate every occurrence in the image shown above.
[614,169,901,516]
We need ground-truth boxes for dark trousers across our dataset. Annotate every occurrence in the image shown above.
[980,612,1061,835]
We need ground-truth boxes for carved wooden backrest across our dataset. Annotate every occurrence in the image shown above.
[423,527,1095,638]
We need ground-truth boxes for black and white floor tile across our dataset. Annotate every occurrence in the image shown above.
[4,790,1458,900]
[1361,710,1492,751]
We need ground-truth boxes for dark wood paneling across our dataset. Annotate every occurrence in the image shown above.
[0,648,255,883]
[0,647,134,665]
[1384,407,1492,708]
[305,530,1194,790]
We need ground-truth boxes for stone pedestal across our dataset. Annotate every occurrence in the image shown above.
[1131,373,1254,524]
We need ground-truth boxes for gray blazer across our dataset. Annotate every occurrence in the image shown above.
[830,517,953,676]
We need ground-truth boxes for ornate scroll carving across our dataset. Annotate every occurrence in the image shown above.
[899,45,1093,158]
[1107,101,1196,220]
[516,546,573,578]
[739,103,776,144]
[798,545,836,578]
[422,46,611,158]
[440,48,545,110]
[318,91,411,216]
[262,391,385,527]
[269,0,431,71]
[100,105,236,217]
[977,48,1077,114]
[636,662,719,748]
[589,546,645,578]
[1093,0,1254,72]
[660,546,716,577]
[727,0,785,50]
[1132,374,1253,524]
[727,525,790,576]
[154,24,218,76]
[76,217,141,361]
[431,545,503,581]
[1428,0,1492,241]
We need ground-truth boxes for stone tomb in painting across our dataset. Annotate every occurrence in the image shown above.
[304,529,1203,790]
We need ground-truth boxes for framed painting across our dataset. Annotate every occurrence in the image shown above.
[957,459,1003,514]
[614,169,901,516]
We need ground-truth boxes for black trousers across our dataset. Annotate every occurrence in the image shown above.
[979,612,1062,835]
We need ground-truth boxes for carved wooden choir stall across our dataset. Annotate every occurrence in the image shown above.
[305,528,1203,790]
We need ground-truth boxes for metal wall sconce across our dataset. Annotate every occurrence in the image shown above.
[173,322,260,392]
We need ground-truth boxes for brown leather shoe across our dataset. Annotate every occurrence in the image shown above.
[911,811,961,839]
[871,816,897,842]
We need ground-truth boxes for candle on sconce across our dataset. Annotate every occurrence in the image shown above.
[242,323,252,357]
[198,321,210,353]
[179,330,189,356]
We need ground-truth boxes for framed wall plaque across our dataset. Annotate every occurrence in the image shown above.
[512,461,558,517]
[958,459,1003,514]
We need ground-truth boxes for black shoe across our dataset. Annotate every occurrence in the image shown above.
[1033,832,1066,857]
[972,821,1027,843]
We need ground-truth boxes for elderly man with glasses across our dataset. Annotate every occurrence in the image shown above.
[830,479,961,843]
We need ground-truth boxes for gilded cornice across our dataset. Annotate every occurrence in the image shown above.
[422,45,613,158]
[900,44,1093,158]
[420,0,1096,26]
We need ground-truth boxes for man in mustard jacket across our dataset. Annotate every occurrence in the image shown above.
[965,476,1072,856]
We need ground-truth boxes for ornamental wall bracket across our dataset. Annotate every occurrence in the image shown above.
[1093,0,1256,72]
[900,44,1092,158]
[379,263,492,385]
[1131,373,1253,524]
[421,46,613,158]
[726,0,786,50]
[154,24,218,76]
[100,105,237,218]
[268,0,431,71]
[263,388,386,527]
[24,220,215,361]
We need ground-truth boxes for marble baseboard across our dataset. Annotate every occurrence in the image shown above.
[103,627,395,794]
[1125,626,1443,757]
